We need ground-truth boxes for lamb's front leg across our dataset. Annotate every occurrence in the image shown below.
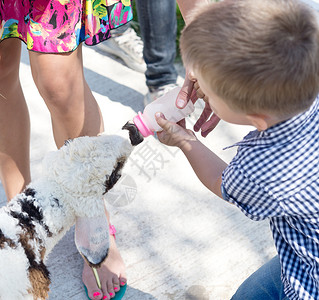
[81,210,127,300]
[75,215,110,267]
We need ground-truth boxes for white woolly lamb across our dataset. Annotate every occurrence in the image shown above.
[0,122,143,300]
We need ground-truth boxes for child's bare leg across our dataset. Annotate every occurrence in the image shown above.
[0,39,31,201]
[29,46,126,300]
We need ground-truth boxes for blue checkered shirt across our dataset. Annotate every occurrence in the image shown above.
[221,98,319,300]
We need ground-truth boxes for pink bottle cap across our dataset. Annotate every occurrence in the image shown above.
[133,112,154,137]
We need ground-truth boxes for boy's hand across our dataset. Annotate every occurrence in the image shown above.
[155,112,197,149]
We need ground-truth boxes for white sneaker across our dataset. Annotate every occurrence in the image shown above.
[97,27,146,73]
[144,83,179,107]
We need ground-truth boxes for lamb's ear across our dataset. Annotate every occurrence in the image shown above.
[122,121,144,146]
[74,215,110,268]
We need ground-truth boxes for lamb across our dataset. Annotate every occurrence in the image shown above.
[0,122,143,300]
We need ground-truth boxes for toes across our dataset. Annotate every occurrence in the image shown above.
[100,277,109,299]
[84,284,103,300]
[101,291,110,300]
[83,266,103,300]
[113,277,120,294]
[101,281,112,299]
[92,291,103,300]
[119,276,127,287]
[102,276,123,299]
[107,279,115,298]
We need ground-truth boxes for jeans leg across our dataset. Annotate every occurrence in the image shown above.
[231,256,288,300]
[135,0,178,89]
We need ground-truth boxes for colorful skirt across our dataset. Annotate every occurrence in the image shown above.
[0,0,132,53]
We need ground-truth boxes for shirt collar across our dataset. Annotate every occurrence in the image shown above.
[224,96,319,150]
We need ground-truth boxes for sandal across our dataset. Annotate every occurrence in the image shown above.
[83,224,127,299]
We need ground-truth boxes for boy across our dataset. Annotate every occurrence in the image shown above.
[155,0,319,299]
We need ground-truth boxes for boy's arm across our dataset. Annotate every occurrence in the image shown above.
[180,140,227,198]
[156,113,227,198]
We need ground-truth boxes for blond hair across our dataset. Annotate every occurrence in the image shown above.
[181,0,319,117]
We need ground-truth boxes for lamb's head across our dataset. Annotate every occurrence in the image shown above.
[42,122,144,218]
[40,123,143,267]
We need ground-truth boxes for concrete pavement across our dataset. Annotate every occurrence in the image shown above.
[0,45,276,300]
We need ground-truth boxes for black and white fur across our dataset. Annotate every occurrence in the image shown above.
[0,123,143,300]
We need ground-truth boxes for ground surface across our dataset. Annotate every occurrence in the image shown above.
[0,45,276,300]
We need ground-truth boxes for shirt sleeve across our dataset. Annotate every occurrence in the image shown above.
[222,163,285,220]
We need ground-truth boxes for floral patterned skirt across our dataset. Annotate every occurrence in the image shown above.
[0,0,132,53]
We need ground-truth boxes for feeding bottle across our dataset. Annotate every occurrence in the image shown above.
[133,87,195,137]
